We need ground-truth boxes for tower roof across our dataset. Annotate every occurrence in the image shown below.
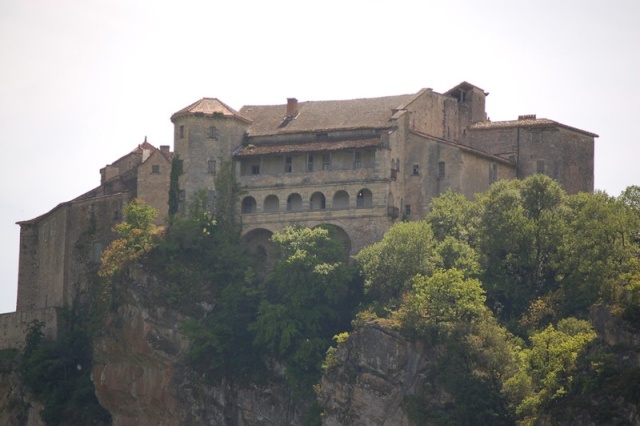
[170,98,251,123]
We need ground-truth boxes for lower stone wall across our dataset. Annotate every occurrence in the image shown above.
[0,308,58,350]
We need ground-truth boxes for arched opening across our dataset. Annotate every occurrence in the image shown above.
[333,190,349,210]
[264,195,279,213]
[286,193,302,212]
[356,188,373,208]
[310,192,326,210]
[242,228,276,276]
[315,224,352,258]
[241,196,257,214]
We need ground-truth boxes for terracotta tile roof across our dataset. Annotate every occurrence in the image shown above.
[470,118,598,138]
[235,138,382,157]
[171,98,251,123]
[240,94,418,137]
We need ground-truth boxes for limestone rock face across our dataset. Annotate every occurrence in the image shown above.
[0,369,45,426]
[318,322,438,426]
[91,266,305,426]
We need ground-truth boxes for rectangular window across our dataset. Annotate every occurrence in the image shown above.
[251,165,260,175]
[532,131,541,144]
[209,126,217,139]
[92,242,103,264]
[208,160,217,174]
[353,151,361,170]
[284,156,292,173]
[489,163,498,184]
[537,160,545,174]
[208,190,216,213]
[438,161,446,179]
[404,205,411,216]
[412,164,420,176]
[322,153,331,171]
[152,165,160,174]
[307,154,314,172]
[179,125,184,139]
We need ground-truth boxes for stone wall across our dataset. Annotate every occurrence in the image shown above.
[0,308,58,350]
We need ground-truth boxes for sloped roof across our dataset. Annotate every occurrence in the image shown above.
[470,118,598,138]
[235,138,381,157]
[444,81,488,97]
[171,98,251,123]
[240,94,418,137]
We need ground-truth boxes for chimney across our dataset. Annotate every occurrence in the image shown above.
[160,145,170,155]
[518,114,536,121]
[286,98,298,117]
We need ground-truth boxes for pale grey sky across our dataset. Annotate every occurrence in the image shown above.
[1,0,638,313]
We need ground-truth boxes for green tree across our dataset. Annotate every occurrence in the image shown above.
[98,199,159,278]
[426,189,479,243]
[252,226,363,392]
[396,268,488,338]
[355,220,439,304]
[510,318,596,417]
[478,176,567,325]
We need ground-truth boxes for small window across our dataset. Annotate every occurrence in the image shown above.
[532,131,541,144]
[489,163,498,184]
[179,125,184,139]
[208,160,217,174]
[113,210,120,221]
[412,164,420,176]
[209,126,218,139]
[208,190,216,213]
[307,155,314,172]
[92,242,103,264]
[251,165,260,175]
[353,151,361,170]
[284,156,292,173]
[152,165,160,174]
[438,161,445,179]
[405,205,411,216]
[322,153,331,171]
[537,160,545,174]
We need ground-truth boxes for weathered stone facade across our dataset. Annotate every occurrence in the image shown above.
[4,81,597,349]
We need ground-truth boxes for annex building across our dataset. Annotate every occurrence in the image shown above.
[1,82,597,348]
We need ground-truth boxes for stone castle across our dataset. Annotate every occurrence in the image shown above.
[0,81,597,348]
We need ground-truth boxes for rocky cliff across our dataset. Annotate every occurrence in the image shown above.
[91,265,307,426]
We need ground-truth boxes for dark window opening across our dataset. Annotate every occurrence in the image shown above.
[179,125,184,139]
[284,156,292,173]
[412,164,420,176]
[322,153,331,170]
[152,165,160,174]
[438,161,445,179]
[405,205,411,216]
[307,155,314,172]
[251,165,260,175]
[209,126,218,139]
[353,151,361,170]
[208,160,217,174]
[489,163,498,184]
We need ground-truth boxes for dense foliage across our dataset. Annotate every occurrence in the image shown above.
[358,177,640,424]
[21,312,111,425]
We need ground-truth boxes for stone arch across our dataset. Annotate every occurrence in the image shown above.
[310,192,326,210]
[264,194,279,213]
[242,228,276,275]
[241,196,257,214]
[356,188,373,208]
[286,193,302,211]
[333,190,349,210]
[315,224,352,258]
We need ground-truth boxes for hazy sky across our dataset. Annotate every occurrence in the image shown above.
[1,0,639,313]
